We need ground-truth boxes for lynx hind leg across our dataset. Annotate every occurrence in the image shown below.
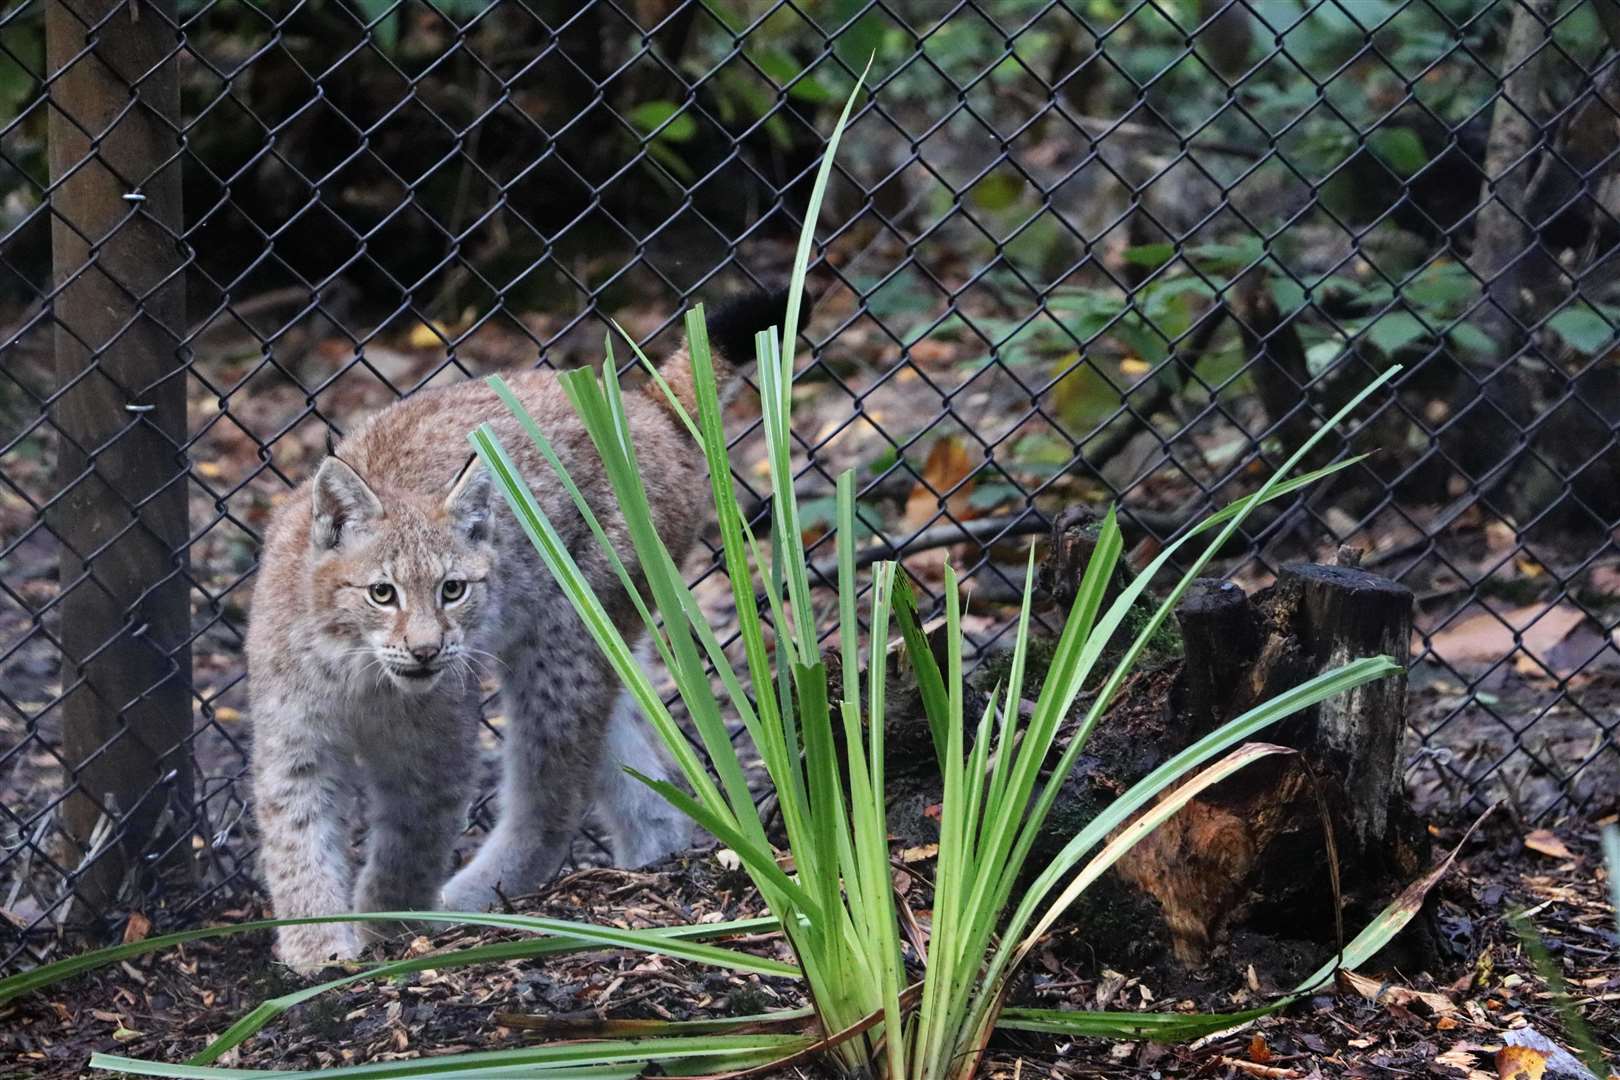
[596,687,691,868]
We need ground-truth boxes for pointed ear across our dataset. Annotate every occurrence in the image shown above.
[444,458,492,543]
[311,456,383,549]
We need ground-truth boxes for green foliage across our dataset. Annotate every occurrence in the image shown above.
[627,101,698,143]
[626,100,701,180]
[1366,127,1429,178]
[1546,303,1619,356]
[1296,260,1497,373]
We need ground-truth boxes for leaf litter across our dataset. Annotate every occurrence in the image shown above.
[2,817,1614,1079]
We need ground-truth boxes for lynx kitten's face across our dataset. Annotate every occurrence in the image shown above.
[307,455,495,695]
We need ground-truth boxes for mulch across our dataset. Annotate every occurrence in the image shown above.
[2,812,1615,1080]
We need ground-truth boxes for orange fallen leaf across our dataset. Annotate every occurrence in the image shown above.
[903,435,977,532]
[1495,1044,1546,1080]
[1523,829,1574,861]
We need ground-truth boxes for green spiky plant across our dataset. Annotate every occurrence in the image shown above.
[5,72,1467,1080]
[454,75,1408,1079]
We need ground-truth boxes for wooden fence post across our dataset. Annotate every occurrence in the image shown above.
[46,0,192,907]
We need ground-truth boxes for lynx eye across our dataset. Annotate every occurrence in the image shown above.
[441,579,467,604]
[367,582,396,606]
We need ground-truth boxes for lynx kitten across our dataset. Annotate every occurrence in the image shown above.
[247,295,780,972]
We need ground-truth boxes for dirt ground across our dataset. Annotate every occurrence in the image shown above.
[2,809,1615,1080]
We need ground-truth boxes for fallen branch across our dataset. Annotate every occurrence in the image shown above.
[800,497,1281,587]
[805,513,1050,584]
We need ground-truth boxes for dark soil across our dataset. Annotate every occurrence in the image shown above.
[3,814,1614,1080]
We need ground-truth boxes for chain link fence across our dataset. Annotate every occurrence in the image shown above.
[1,0,1617,971]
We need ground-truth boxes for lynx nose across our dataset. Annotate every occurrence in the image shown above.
[408,642,440,664]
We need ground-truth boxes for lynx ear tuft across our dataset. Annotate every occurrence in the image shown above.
[312,456,383,549]
[444,458,492,543]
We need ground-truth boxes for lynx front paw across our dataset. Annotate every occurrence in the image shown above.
[275,922,363,975]
[439,869,502,914]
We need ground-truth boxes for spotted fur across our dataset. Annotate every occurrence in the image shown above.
[247,298,779,972]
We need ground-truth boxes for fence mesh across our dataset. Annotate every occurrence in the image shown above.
[2,0,1617,971]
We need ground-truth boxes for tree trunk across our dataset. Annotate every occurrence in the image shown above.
[47,0,194,909]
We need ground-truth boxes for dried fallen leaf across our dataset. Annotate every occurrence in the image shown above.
[906,339,956,366]
[1496,1045,1547,1080]
[1095,969,1128,1009]
[1523,829,1574,861]
[121,912,151,944]
[1436,1045,1478,1071]
[1119,356,1151,377]
[898,843,938,864]
[902,435,977,532]
[1426,604,1587,670]
[1339,968,1457,1015]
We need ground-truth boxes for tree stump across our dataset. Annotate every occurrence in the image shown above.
[1248,563,1414,851]
[874,540,1424,968]
[1054,559,1420,965]
[1173,578,1261,731]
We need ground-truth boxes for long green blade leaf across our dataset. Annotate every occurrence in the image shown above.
[997,1003,1278,1040]
[189,917,779,1065]
[3,909,785,1007]
[94,1033,813,1079]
